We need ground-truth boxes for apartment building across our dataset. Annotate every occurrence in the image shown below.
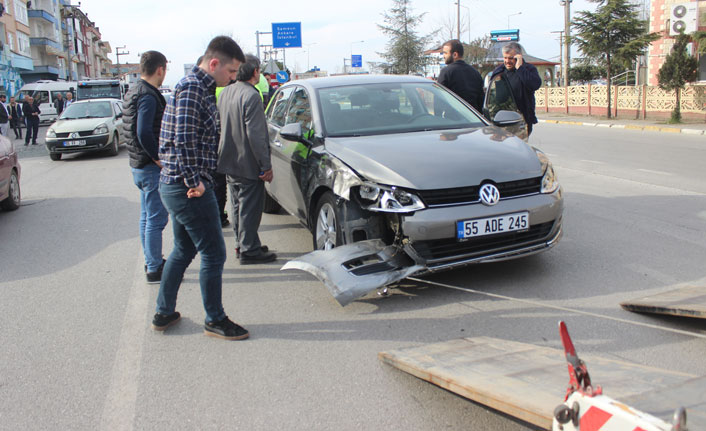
[0,0,34,94]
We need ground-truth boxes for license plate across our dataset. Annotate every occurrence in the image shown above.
[64,140,86,147]
[456,211,529,240]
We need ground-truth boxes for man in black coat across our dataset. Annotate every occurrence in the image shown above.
[54,92,65,116]
[22,96,40,146]
[0,94,9,136]
[437,39,484,112]
[8,96,22,139]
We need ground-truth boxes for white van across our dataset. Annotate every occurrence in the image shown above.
[16,80,77,123]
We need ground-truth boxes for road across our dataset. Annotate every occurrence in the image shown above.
[1,125,705,430]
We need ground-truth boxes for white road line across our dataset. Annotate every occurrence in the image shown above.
[580,159,605,164]
[637,168,673,176]
[408,277,706,340]
[99,251,151,431]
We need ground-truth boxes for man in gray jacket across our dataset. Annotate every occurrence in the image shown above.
[217,55,276,264]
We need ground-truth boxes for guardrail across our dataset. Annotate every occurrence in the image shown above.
[535,84,706,121]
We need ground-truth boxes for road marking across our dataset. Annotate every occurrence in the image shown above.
[99,252,151,431]
[580,159,605,164]
[408,277,706,340]
[637,168,672,176]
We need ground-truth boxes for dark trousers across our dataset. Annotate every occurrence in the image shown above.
[213,172,228,223]
[227,176,265,254]
[25,118,39,144]
[156,182,227,323]
[10,117,22,139]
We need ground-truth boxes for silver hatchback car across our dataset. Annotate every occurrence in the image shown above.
[263,75,563,305]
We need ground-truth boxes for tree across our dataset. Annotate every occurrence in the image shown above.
[569,64,605,83]
[464,36,491,67]
[657,32,699,123]
[572,0,659,117]
[378,0,434,75]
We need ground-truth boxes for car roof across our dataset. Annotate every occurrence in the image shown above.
[283,74,432,91]
[71,98,119,104]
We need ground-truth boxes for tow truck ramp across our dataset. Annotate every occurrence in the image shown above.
[379,337,706,430]
[621,285,706,319]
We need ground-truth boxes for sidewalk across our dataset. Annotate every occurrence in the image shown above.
[537,112,706,136]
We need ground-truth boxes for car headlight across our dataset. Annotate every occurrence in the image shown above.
[357,183,425,213]
[93,123,109,135]
[46,128,56,138]
[535,149,559,194]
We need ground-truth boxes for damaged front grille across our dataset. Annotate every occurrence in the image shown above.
[410,221,554,262]
[416,177,542,207]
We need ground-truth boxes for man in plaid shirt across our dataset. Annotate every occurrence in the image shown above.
[152,36,249,341]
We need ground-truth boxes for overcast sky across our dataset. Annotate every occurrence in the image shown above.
[79,0,600,87]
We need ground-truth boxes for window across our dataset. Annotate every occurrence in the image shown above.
[16,31,30,57]
[6,32,14,53]
[485,74,520,121]
[14,0,28,26]
[267,86,294,127]
[51,91,65,103]
[285,88,313,137]
[113,102,122,117]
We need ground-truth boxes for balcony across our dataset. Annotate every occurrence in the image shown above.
[30,37,62,50]
[28,9,58,25]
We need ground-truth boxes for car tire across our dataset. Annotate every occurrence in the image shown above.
[107,133,119,156]
[263,190,281,214]
[312,191,344,250]
[49,153,62,161]
[0,169,20,211]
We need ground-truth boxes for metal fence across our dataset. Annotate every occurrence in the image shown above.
[535,84,706,121]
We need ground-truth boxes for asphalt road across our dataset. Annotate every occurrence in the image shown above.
[1,124,704,430]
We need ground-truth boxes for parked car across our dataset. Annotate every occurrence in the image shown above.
[0,135,21,211]
[45,98,125,161]
[265,75,563,305]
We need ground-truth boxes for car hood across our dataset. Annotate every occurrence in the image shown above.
[324,127,543,190]
[51,117,110,132]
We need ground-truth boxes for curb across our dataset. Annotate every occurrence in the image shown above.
[538,119,705,136]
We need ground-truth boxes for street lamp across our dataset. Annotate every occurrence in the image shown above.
[507,12,522,29]
[305,42,317,72]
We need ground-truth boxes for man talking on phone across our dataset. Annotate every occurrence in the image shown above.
[489,42,542,136]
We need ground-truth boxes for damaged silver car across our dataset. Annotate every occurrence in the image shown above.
[265,75,563,305]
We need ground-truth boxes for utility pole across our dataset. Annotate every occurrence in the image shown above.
[456,0,461,40]
[551,30,564,86]
[561,0,571,87]
[115,45,129,67]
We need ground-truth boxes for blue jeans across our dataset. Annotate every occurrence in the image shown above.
[132,165,168,272]
[156,182,227,323]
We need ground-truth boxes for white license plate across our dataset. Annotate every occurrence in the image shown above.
[64,140,86,147]
[456,211,529,240]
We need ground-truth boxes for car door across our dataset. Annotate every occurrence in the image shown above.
[0,137,10,200]
[112,101,124,141]
[483,73,528,139]
[265,86,297,214]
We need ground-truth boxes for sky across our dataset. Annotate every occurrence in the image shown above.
[78,0,601,88]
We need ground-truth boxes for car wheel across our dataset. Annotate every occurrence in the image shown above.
[0,169,20,211]
[49,153,62,161]
[263,190,281,214]
[313,191,343,250]
[107,133,119,156]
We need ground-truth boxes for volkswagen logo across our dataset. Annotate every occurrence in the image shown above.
[479,184,500,206]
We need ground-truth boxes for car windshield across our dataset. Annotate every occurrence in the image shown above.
[318,82,485,137]
[61,102,113,119]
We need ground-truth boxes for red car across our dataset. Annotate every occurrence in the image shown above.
[0,135,21,211]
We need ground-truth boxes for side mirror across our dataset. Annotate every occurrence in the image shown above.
[116,112,123,119]
[492,110,523,126]
[280,122,303,142]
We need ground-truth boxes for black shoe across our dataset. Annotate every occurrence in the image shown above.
[239,249,275,265]
[204,316,249,340]
[152,312,181,331]
[235,245,267,259]
[145,259,166,284]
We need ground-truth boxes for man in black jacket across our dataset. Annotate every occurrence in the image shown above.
[437,39,484,112]
[22,96,40,146]
[0,94,9,136]
[8,96,22,139]
[53,92,65,116]
[122,51,169,284]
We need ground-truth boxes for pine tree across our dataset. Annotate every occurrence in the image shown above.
[378,0,433,75]
[658,32,699,123]
[572,0,659,118]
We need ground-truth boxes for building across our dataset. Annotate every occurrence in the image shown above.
[0,0,34,94]
[648,0,705,85]
[60,3,112,81]
[24,0,65,81]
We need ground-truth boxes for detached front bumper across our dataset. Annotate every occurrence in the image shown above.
[45,134,111,154]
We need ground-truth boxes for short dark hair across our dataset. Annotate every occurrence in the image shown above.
[236,62,258,82]
[202,36,246,65]
[443,39,464,58]
[140,50,167,76]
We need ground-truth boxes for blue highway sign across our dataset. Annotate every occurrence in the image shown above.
[272,22,302,48]
[351,55,362,68]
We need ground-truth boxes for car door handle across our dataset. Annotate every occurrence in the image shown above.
[273,140,282,147]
